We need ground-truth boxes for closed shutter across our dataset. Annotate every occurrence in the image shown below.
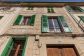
[58,16,72,32]
[28,7,33,10]
[14,15,23,25]
[1,38,13,56]
[41,15,49,32]
[29,15,35,26]
[79,16,84,22]
[48,7,51,13]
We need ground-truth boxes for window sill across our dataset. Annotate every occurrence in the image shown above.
[12,26,34,29]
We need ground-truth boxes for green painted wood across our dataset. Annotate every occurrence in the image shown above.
[79,16,84,22]
[58,16,72,32]
[66,6,73,12]
[14,15,23,25]
[1,38,13,56]
[22,37,28,56]
[47,7,54,13]
[0,16,3,19]
[29,15,35,26]
[41,15,49,32]
[77,7,84,12]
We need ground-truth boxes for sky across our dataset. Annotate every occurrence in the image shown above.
[1,0,84,2]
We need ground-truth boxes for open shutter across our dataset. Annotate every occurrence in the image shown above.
[66,6,73,12]
[29,15,35,26]
[58,16,72,32]
[1,38,13,56]
[14,15,23,25]
[41,15,49,32]
[77,7,84,12]
[22,37,28,56]
[0,16,3,19]
[79,16,84,22]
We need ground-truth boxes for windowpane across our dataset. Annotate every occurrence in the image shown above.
[53,18,61,32]
[53,19,60,28]
[48,18,54,32]
[48,19,54,29]
[8,38,26,56]
[23,16,31,25]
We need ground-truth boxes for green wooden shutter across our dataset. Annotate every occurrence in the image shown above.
[66,6,73,12]
[58,16,72,32]
[1,38,13,56]
[0,16,3,19]
[79,16,84,22]
[22,37,28,56]
[28,7,33,10]
[47,7,51,13]
[29,15,35,26]
[14,15,23,25]
[77,7,84,12]
[41,15,49,32]
[47,7,54,13]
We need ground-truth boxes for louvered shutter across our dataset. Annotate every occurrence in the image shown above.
[1,38,13,56]
[66,6,73,12]
[79,16,84,22]
[29,15,35,26]
[14,15,23,25]
[77,7,84,12]
[41,15,49,32]
[58,16,72,32]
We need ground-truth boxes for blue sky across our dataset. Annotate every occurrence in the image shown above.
[1,0,84,2]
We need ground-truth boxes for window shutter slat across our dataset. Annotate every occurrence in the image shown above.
[14,15,23,25]
[22,37,28,56]
[79,16,84,22]
[77,7,84,12]
[29,15,35,26]
[58,16,72,32]
[66,6,73,12]
[1,38,13,56]
[41,15,49,32]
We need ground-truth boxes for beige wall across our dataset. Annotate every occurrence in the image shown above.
[0,6,84,56]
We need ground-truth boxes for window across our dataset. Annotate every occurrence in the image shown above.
[48,17,61,32]
[0,7,11,11]
[27,7,33,10]
[8,38,26,56]
[79,16,84,23]
[41,15,72,33]
[67,6,84,12]
[1,37,28,56]
[47,7,54,13]
[14,15,36,26]
[78,16,84,31]
[0,16,3,19]
[47,45,79,56]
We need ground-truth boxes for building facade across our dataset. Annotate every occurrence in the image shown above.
[0,5,84,56]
